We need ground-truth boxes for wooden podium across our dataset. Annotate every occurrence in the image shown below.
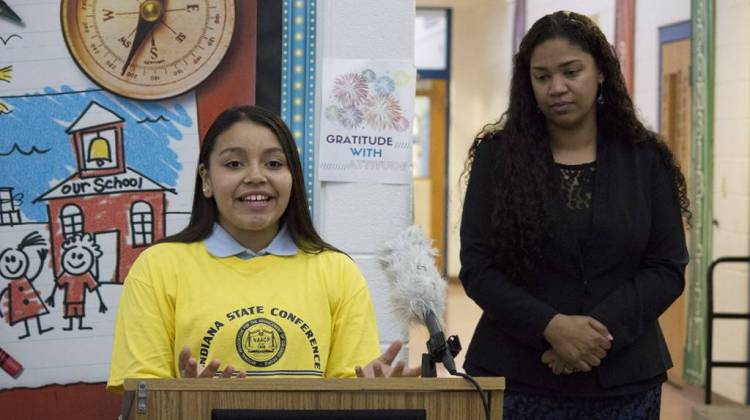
[122,377,505,419]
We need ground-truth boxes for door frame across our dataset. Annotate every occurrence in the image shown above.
[416,7,452,275]
[657,22,691,386]
[684,0,715,388]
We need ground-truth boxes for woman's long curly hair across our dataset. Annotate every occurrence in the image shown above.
[464,11,690,283]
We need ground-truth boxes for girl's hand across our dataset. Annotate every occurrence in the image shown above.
[355,341,420,378]
[178,346,246,378]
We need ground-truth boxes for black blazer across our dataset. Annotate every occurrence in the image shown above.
[459,134,688,390]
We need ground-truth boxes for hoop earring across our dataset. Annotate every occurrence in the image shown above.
[597,81,605,105]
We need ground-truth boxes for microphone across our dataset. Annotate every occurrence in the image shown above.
[377,225,457,375]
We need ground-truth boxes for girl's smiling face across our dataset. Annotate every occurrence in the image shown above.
[200,121,293,252]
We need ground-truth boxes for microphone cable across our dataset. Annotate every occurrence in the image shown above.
[450,370,491,420]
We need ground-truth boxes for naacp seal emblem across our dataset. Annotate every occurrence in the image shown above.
[236,318,287,367]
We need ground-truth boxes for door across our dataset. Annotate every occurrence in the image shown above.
[659,37,691,387]
[94,230,119,283]
[413,78,447,274]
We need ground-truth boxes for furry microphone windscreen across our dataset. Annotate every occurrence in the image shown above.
[377,225,447,326]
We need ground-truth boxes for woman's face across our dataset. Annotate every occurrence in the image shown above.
[529,37,603,131]
[200,121,293,251]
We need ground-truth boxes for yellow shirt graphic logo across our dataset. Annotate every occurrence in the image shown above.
[236,318,287,367]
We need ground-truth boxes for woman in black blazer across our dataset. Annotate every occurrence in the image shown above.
[459,11,690,419]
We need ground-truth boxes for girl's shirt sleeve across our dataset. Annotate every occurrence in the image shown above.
[107,249,176,393]
[324,255,380,378]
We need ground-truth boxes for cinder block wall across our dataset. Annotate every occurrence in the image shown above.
[315,0,415,354]
[711,0,750,404]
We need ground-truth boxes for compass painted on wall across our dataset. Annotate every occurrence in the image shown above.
[61,0,236,100]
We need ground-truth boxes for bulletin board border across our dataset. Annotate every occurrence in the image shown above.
[281,0,317,211]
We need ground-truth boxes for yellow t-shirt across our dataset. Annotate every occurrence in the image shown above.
[107,242,380,392]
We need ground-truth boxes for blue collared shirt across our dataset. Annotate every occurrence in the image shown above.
[204,223,298,260]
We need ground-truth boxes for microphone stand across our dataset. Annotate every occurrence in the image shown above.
[421,308,461,377]
[419,309,490,420]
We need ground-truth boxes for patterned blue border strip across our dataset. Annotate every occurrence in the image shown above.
[281,0,317,213]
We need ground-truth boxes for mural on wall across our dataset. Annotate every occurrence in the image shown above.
[0,1,199,389]
[0,0,303,396]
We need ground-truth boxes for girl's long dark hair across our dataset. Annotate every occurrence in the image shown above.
[464,11,691,282]
[161,105,338,254]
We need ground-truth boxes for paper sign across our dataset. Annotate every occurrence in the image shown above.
[318,59,415,185]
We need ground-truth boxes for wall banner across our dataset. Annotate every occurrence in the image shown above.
[318,59,415,185]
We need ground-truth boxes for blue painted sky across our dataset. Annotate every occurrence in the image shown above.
[0,86,194,222]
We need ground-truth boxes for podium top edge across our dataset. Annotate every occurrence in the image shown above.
[122,377,505,392]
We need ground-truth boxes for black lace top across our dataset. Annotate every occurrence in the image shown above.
[557,161,596,250]
[559,162,595,210]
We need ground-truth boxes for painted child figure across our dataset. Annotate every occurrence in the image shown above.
[0,231,54,339]
[46,233,108,330]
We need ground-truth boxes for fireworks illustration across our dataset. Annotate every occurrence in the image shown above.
[392,70,411,87]
[392,115,410,132]
[325,105,341,121]
[363,94,402,131]
[372,76,396,96]
[361,69,376,82]
[338,106,364,129]
[333,73,369,107]
[328,68,410,131]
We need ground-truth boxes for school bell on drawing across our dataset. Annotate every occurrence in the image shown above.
[87,136,112,167]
